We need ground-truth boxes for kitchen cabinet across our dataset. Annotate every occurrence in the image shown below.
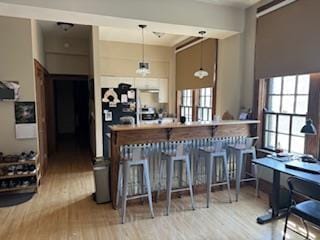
[134,78,159,90]
[100,76,134,88]
[158,78,168,103]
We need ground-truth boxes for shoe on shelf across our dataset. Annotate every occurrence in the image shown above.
[7,166,16,176]
[28,165,36,174]
[26,151,36,161]
[0,167,8,176]
[0,180,8,189]
[19,152,27,162]
[8,180,16,188]
[22,165,29,175]
[22,180,30,187]
[0,152,4,163]
[16,165,23,175]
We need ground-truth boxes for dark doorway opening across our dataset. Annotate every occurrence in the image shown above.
[52,75,89,152]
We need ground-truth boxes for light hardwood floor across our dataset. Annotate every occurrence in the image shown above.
[0,145,319,240]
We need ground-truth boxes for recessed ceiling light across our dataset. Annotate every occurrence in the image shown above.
[152,32,165,38]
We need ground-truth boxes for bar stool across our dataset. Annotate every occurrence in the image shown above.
[198,141,232,207]
[157,143,195,215]
[228,137,259,201]
[116,148,154,224]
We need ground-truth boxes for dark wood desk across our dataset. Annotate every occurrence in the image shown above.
[253,157,320,224]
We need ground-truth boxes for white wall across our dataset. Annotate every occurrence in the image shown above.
[44,36,90,75]
[0,16,37,154]
[0,0,244,36]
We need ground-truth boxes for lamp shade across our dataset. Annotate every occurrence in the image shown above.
[300,118,317,135]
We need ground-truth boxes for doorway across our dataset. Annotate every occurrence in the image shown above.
[53,75,90,152]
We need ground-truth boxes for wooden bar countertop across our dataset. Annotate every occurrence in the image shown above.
[109,120,260,132]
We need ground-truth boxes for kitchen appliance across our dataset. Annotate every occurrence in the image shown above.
[102,86,137,158]
[140,107,157,120]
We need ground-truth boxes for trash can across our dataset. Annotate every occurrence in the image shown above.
[93,159,111,204]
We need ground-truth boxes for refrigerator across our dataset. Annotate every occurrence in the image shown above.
[101,87,138,159]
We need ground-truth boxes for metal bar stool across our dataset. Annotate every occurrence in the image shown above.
[228,137,259,201]
[198,140,232,207]
[157,143,195,215]
[116,147,154,224]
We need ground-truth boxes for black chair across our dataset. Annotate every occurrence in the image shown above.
[283,177,320,240]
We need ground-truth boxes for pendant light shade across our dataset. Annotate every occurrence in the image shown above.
[300,118,317,135]
[136,24,150,77]
[194,31,208,79]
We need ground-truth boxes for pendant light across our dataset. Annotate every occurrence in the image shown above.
[194,31,208,79]
[136,24,150,77]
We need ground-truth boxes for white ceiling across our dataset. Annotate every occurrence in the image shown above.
[99,26,190,47]
[38,20,91,39]
[196,0,261,9]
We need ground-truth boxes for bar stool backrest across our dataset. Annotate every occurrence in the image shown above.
[245,138,254,149]
[214,141,223,152]
[132,148,143,161]
[176,144,184,156]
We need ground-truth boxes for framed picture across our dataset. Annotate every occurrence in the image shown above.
[15,102,36,124]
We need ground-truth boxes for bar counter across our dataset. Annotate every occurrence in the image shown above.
[109,120,260,208]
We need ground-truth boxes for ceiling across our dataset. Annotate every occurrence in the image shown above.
[196,0,261,9]
[38,20,91,39]
[99,26,190,47]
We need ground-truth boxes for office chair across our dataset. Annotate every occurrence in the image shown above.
[283,177,320,240]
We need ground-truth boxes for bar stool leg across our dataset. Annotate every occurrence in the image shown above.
[156,159,165,202]
[143,161,155,218]
[206,155,213,208]
[166,158,174,216]
[116,164,123,207]
[223,152,232,203]
[236,151,243,202]
[121,161,129,224]
[252,149,260,198]
[185,155,195,210]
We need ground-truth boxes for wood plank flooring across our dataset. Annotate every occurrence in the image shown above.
[0,145,319,240]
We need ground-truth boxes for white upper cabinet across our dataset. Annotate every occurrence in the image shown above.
[134,78,159,90]
[158,78,168,103]
[100,76,134,88]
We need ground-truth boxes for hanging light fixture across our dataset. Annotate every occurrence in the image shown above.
[136,24,150,77]
[194,31,208,79]
[57,22,74,31]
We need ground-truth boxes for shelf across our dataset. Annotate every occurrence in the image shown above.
[0,173,37,180]
[0,185,36,193]
[0,160,36,167]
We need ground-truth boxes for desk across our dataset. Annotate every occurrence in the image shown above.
[253,157,320,224]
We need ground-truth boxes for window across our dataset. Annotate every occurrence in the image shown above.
[180,89,193,122]
[263,74,310,153]
[197,88,212,121]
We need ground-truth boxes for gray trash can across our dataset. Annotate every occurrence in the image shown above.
[93,159,111,203]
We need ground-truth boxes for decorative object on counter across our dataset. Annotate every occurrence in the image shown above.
[300,118,317,135]
[180,116,186,124]
[213,115,221,122]
[136,24,150,77]
[194,31,209,79]
[102,88,120,106]
[222,111,234,120]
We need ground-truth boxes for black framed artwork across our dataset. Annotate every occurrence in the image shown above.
[15,102,36,124]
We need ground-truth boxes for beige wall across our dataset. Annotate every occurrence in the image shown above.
[0,16,37,154]
[45,36,90,75]
[99,41,172,78]
[31,19,45,66]
[216,34,243,118]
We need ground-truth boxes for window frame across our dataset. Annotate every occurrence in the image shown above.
[197,87,213,121]
[262,75,310,154]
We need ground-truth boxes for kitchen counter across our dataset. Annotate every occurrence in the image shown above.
[109,120,260,131]
[109,119,260,208]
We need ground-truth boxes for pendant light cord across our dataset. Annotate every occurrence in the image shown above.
[142,26,145,63]
[200,36,203,69]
